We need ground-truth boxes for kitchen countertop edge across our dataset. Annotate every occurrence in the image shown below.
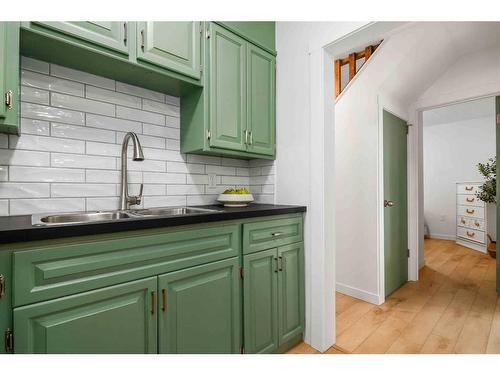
[0,204,306,245]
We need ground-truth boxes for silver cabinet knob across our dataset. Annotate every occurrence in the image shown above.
[384,200,395,207]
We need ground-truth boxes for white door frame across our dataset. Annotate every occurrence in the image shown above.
[408,92,500,272]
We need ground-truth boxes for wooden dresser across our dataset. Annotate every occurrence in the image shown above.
[456,182,487,253]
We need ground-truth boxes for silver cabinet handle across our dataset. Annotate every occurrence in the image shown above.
[384,200,395,207]
[249,131,253,145]
[271,232,283,237]
[244,130,248,145]
[141,30,145,51]
[5,90,13,110]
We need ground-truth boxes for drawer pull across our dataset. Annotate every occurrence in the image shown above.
[460,218,466,225]
[278,256,283,272]
[465,186,474,191]
[466,209,475,214]
[274,257,278,273]
[466,231,475,237]
[271,232,284,237]
[466,197,475,202]
[475,221,480,227]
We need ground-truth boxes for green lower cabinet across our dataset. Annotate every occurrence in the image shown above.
[243,248,279,353]
[13,277,157,354]
[158,257,241,353]
[243,243,304,353]
[278,243,305,344]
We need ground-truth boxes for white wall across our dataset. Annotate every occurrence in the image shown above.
[423,115,495,240]
[275,21,368,351]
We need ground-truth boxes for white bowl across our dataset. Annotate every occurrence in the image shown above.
[217,193,254,207]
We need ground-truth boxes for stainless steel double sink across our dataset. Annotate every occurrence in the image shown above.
[31,207,220,226]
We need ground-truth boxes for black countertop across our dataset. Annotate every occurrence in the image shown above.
[0,204,306,245]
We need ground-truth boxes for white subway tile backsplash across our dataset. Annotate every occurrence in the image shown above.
[21,102,85,125]
[10,198,85,215]
[51,92,115,116]
[87,114,142,133]
[116,106,164,126]
[52,183,116,197]
[10,134,85,154]
[20,118,50,136]
[51,153,116,170]
[51,64,115,90]
[21,70,84,96]
[21,56,50,74]
[51,123,116,143]
[21,86,49,105]
[86,86,142,109]
[0,183,49,198]
[0,58,275,215]
[9,166,85,182]
[0,149,50,166]
[142,99,180,117]
[116,82,164,102]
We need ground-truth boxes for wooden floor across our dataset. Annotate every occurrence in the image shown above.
[287,239,500,354]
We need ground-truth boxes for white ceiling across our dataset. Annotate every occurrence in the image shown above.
[423,96,495,126]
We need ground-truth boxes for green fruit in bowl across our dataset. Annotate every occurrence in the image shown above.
[223,187,250,195]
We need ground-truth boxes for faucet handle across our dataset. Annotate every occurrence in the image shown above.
[129,183,144,207]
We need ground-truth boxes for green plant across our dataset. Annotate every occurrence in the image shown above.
[476,157,496,204]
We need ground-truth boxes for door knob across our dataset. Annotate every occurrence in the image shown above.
[384,200,395,207]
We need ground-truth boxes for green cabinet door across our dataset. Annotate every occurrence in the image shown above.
[209,23,247,152]
[13,277,157,354]
[0,22,20,134]
[243,248,279,353]
[33,22,129,54]
[158,257,241,353]
[246,44,275,156]
[277,243,304,345]
[137,22,201,79]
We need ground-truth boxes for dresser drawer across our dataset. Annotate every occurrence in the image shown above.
[457,227,486,244]
[242,215,303,254]
[13,223,240,306]
[457,216,485,231]
[457,183,481,195]
[457,194,484,207]
[457,205,485,219]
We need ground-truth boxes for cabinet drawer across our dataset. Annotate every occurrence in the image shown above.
[457,183,481,195]
[457,194,484,207]
[457,205,485,219]
[457,227,486,244]
[13,223,240,306]
[243,215,303,254]
[457,216,485,231]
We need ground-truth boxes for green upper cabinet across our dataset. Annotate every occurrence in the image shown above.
[13,277,158,354]
[217,22,276,54]
[181,22,276,160]
[158,258,241,353]
[0,22,20,134]
[247,44,275,155]
[209,23,247,152]
[137,22,201,80]
[33,21,130,55]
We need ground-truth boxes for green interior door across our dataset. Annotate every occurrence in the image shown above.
[137,22,201,79]
[277,243,304,345]
[383,110,408,296]
[34,22,129,54]
[496,97,500,294]
[243,248,279,353]
[13,277,157,354]
[246,44,275,156]
[209,23,247,152]
[158,258,240,354]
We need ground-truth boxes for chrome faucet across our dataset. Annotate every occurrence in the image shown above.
[120,132,144,210]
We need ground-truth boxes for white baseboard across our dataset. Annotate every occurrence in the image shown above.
[336,282,381,305]
[428,233,456,241]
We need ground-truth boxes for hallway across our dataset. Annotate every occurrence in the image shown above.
[288,239,500,354]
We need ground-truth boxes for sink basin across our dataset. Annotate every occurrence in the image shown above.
[129,207,219,217]
[31,206,220,226]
